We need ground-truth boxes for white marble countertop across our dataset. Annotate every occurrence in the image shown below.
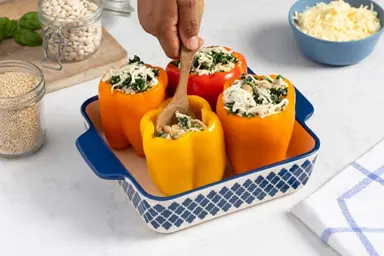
[1,0,383,255]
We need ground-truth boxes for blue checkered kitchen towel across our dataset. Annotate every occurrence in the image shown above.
[291,140,384,256]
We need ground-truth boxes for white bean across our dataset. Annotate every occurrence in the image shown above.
[85,38,93,45]
[64,0,73,5]
[78,36,86,42]
[50,20,60,26]
[64,55,74,61]
[88,2,97,11]
[86,46,95,53]
[52,6,60,13]
[63,4,72,11]
[69,35,78,41]
[70,6,79,14]
[43,9,52,15]
[46,16,55,22]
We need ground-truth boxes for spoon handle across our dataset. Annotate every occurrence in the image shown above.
[173,0,205,100]
[154,0,205,130]
[174,48,194,99]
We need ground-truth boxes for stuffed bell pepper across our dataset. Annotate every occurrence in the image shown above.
[98,55,168,156]
[140,95,226,196]
[166,46,247,110]
[216,74,296,174]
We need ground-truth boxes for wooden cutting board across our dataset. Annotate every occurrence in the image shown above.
[0,0,128,93]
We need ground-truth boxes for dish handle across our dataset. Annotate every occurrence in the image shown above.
[76,127,128,180]
[295,88,314,123]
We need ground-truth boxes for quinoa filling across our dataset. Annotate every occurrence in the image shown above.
[156,112,206,140]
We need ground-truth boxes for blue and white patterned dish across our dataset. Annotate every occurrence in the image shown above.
[76,68,321,233]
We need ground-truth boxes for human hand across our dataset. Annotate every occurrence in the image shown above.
[138,0,204,59]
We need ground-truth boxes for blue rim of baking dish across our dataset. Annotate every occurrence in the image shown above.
[76,67,321,201]
[288,0,384,44]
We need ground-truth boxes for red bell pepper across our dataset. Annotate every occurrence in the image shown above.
[165,46,247,110]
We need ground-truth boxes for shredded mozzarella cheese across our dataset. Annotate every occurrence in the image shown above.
[223,75,289,118]
[156,112,206,140]
[102,61,158,94]
[192,46,237,76]
[293,0,381,41]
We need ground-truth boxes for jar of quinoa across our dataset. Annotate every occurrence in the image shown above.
[37,0,103,69]
[0,60,46,157]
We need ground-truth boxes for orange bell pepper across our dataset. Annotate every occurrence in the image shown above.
[98,59,168,156]
[140,95,226,196]
[216,74,296,174]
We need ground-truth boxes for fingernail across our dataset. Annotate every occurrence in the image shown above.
[188,36,199,50]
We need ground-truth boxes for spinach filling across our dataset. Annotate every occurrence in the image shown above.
[225,74,288,117]
[171,48,239,73]
[156,112,206,139]
[224,102,254,118]
[110,55,159,93]
[171,60,180,67]
[242,74,288,105]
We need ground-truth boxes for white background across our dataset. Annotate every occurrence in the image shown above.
[1,0,383,255]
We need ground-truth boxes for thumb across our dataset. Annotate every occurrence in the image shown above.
[177,0,199,51]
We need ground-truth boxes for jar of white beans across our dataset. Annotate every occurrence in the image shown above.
[37,0,103,67]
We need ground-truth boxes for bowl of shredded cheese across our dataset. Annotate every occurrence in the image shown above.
[288,0,383,65]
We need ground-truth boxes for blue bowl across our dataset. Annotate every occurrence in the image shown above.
[288,0,384,66]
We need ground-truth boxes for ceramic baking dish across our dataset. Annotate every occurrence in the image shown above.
[76,68,321,234]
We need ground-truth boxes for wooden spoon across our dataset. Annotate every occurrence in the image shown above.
[156,0,205,131]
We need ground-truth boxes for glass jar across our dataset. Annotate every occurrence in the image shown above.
[0,60,46,158]
[104,0,134,16]
[38,0,104,70]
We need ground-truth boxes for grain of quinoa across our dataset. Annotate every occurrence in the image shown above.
[0,71,43,155]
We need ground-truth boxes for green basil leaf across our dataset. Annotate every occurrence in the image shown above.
[0,17,9,42]
[13,28,42,47]
[5,20,18,38]
[0,17,9,26]
[19,12,41,30]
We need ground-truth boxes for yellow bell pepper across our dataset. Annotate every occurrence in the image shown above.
[140,95,226,196]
